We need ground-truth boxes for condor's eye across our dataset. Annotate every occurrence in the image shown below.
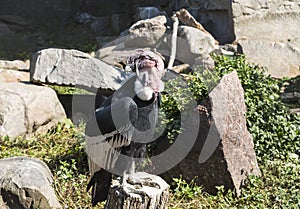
[138,55,146,60]
[146,55,155,60]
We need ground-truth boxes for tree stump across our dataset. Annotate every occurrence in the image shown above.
[105,172,169,209]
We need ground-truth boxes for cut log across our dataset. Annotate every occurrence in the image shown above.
[105,172,169,209]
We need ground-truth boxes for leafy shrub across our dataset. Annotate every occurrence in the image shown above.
[213,55,300,161]
[172,177,203,200]
[167,54,300,208]
[162,54,299,162]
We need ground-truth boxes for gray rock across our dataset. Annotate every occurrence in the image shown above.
[96,16,169,68]
[120,15,168,48]
[97,16,219,68]
[171,0,300,78]
[30,48,128,94]
[0,60,29,70]
[171,0,235,44]
[238,39,300,78]
[0,82,66,138]
[233,0,300,78]
[0,157,61,209]
[0,69,29,82]
[193,54,215,71]
[161,71,261,195]
[176,25,218,64]
[97,47,153,69]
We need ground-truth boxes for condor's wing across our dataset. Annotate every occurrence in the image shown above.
[86,96,138,170]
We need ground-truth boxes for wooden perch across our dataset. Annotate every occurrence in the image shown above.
[105,172,169,209]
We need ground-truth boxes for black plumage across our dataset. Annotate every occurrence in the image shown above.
[85,50,165,206]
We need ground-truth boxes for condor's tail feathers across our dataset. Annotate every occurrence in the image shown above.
[87,169,112,206]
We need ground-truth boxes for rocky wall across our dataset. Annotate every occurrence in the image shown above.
[0,0,299,78]
[232,0,300,78]
[0,0,171,59]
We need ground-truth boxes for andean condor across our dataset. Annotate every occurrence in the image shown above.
[85,49,165,206]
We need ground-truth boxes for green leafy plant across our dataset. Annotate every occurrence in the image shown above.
[166,54,300,208]
[172,177,203,200]
[213,55,300,161]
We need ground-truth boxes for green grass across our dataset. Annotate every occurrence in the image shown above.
[0,120,102,208]
[1,121,299,208]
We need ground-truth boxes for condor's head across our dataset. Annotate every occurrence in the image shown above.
[126,50,165,101]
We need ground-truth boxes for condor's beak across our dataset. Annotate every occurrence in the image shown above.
[138,70,149,87]
[134,70,154,101]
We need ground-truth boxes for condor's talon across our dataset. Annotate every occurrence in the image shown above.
[126,177,143,189]
[126,176,161,189]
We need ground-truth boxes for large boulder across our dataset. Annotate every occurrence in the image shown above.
[0,82,66,138]
[96,15,219,69]
[170,0,235,44]
[30,48,128,95]
[170,0,300,78]
[0,60,30,82]
[232,0,300,78]
[0,157,61,209]
[176,25,218,64]
[0,69,29,82]
[0,60,29,70]
[96,16,169,68]
[237,38,300,78]
[161,71,261,195]
[121,15,168,48]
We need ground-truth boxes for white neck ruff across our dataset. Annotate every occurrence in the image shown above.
[134,79,154,101]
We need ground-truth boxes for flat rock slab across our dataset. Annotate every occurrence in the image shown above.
[0,69,30,82]
[0,60,29,70]
[0,157,61,209]
[30,48,129,95]
[0,82,66,138]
